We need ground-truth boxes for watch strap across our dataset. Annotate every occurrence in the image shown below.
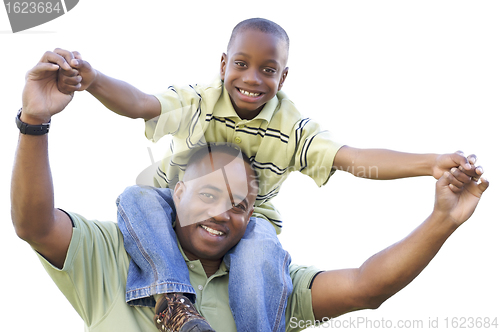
[16,109,51,135]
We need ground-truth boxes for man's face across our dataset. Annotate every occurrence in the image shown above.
[220,29,289,120]
[173,151,257,262]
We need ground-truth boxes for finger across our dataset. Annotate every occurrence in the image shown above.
[60,74,82,85]
[57,65,82,94]
[69,58,92,73]
[468,165,484,183]
[40,51,72,71]
[451,151,472,171]
[27,62,60,79]
[53,48,75,69]
[448,183,462,193]
[57,69,82,93]
[477,177,489,194]
[467,154,477,165]
[440,171,464,193]
[59,73,82,89]
[474,166,484,179]
[52,50,80,78]
[72,51,83,60]
[466,176,490,198]
[446,168,470,189]
[450,167,472,184]
[59,67,79,78]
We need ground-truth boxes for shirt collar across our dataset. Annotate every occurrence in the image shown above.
[176,237,229,275]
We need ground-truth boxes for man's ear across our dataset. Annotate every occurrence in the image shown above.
[278,67,289,91]
[173,181,185,205]
[248,206,254,219]
[220,53,227,80]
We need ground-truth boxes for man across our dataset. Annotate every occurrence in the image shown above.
[11,51,488,332]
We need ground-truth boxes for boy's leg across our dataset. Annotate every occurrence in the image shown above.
[224,216,293,332]
[117,186,215,331]
[116,185,195,307]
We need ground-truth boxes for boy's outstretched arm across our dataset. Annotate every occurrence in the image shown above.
[54,48,161,121]
[333,146,483,180]
[310,166,488,320]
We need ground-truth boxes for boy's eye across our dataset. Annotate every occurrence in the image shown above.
[235,61,246,67]
[263,68,277,74]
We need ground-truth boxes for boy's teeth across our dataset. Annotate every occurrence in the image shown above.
[201,225,224,236]
[239,89,260,97]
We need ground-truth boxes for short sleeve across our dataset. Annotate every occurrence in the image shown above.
[289,118,343,187]
[286,264,323,332]
[145,81,222,143]
[36,212,128,327]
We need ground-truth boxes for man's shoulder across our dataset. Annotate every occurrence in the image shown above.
[66,211,123,245]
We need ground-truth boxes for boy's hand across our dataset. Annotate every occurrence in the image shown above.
[54,48,97,94]
[432,151,483,180]
[434,165,489,227]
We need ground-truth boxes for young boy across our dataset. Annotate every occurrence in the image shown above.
[56,18,479,332]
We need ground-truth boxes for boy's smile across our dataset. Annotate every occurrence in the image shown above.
[220,29,289,120]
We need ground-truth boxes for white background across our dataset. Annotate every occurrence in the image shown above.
[1,1,499,331]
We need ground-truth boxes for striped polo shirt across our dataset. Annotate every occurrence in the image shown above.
[145,79,342,233]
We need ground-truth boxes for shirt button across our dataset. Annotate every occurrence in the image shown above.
[189,264,195,269]
[234,137,242,144]
[198,285,203,290]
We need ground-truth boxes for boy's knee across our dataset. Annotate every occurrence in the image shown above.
[243,217,278,240]
[117,185,161,206]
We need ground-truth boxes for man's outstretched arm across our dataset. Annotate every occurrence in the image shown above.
[11,51,74,269]
[311,167,489,320]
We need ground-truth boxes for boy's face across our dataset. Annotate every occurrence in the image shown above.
[220,29,289,120]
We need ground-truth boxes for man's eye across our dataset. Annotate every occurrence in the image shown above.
[200,193,215,200]
[235,61,246,67]
[232,203,247,212]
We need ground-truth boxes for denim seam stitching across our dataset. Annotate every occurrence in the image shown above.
[272,250,290,332]
[125,281,196,297]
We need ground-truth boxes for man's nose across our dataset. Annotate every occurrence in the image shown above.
[207,200,232,222]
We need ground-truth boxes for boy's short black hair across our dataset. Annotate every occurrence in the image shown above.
[227,18,289,55]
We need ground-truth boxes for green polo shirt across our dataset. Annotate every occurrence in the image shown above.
[37,212,319,332]
[146,80,343,233]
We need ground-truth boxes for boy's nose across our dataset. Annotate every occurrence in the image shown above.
[242,69,261,85]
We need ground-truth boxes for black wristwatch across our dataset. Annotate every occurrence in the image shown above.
[16,108,51,135]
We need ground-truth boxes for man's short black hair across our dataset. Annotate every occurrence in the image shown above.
[227,18,289,55]
[186,143,260,191]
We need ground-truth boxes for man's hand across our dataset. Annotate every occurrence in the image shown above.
[22,51,75,123]
[432,151,483,180]
[434,164,489,227]
[311,161,489,321]
[54,48,97,94]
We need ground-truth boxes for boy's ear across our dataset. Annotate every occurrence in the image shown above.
[278,67,289,91]
[220,53,227,80]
